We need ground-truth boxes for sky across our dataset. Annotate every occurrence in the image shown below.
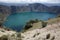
[0,0,60,3]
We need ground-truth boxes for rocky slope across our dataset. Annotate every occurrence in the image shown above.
[0,26,21,40]
[0,5,11,14]
[0,17,60,40]
[0,3,60,14]
[9,3,49,13]
[21,17,60,40]
[49,6,60,13]
[0,5,11,23]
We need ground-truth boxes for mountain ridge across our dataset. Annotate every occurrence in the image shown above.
[0,3,60,14]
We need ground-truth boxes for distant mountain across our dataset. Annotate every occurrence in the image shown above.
[49,6,60,14]
[0,2,29,6]
[10,3,49,13]
[28,3,49,12]
[0,2,60,6]
[0,3,60,14]
[0,5,11,14]
[42,3,60,6]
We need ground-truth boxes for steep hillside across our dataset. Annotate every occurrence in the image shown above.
[21,17,60,40]
[0,3,60,14]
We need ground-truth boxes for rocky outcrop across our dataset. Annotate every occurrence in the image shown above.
[0,26,21,40]
[21,21,60,40]
[0,31,17,40]
[21,18,60,40]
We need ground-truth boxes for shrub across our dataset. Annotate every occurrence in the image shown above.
[1,35,8,40]
[42,22,47,28]
[24,24,32,30]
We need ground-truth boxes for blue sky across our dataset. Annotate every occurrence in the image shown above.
[0,0,60,3]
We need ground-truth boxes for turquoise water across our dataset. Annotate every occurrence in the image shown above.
[4,12,57,31]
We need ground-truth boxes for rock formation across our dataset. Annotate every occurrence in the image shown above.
[21,18,60,40]
[0,26,21,40]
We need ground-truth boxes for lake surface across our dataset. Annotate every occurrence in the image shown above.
[3,12,57,32]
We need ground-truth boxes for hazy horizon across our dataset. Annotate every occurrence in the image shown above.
[0,0,60,6]
[0,0,60,3]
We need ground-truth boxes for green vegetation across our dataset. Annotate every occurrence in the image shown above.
[22,19,48,32]
[17,33,22,40]
[56,14,60,18]
[23,19,40,31]
[0,35,8,40]
[24,19,39,30]
[27,19,39,24]
[23,17,60,32]
[47,17,60,25]
[24,24,32,30]
[42,21,47,28]
[0,22,3,26]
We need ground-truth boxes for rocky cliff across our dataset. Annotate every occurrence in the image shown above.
[10,3,49,13]
[0,3,60,14]
[0,5,11,14]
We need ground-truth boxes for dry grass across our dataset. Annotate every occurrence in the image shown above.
[47,17,60,25]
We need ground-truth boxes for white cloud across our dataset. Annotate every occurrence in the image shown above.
[40,0,60,3]
[0,0,60,3]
